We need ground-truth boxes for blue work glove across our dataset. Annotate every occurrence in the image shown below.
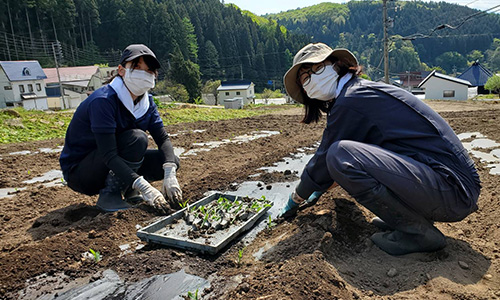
[277,193,302,219]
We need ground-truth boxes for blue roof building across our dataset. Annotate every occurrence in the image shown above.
[0,61,48,110]
[457,62,493,94]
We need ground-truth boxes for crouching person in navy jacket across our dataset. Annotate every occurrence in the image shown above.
[60,44,181,214]
[279,43,481,255]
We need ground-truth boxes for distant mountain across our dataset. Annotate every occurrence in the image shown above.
[266,1,500,76]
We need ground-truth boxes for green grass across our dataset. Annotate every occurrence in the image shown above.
[160,106,277,125]
[0,106,288,144]
[0,108,73,144]
[475,94,500,100]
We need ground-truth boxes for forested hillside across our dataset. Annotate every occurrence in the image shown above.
[0,0,308,98]
[267,1,500,78]
[1,0,499,98]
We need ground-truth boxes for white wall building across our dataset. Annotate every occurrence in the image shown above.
[418,70,471,101]
[44,65,116,109]
[217,80,255,106]
[0,61,48,110]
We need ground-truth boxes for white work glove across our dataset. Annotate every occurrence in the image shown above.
[162,163,183,209]
[132,176,170,214]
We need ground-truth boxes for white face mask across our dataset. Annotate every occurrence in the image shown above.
[123,68,155,96]
[303,64,339,101]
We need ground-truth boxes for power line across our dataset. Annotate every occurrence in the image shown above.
[400,4,500,41]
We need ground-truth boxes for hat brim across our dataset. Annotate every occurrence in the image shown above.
[283,48,358,104]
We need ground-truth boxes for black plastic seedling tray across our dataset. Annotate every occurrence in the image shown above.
[136,192,272,255]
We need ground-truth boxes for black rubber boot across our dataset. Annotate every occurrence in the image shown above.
[96,171,132,212]
[96,159,144,212]
[357,185,446,255]
[121,159,143,205]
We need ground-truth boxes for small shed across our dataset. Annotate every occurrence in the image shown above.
[223,97,243,109]
[418,70,471,101]
[457,62,493,94]
[217,80,255,106]
[0,61,48,110]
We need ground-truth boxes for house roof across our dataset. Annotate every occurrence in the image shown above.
[43,66,99,84]
[63,80,90,88]
[217,80,253,91]
[398,71,431,87]
[457,62,493,87]
[0,61,47,81]
[418,70,471,88]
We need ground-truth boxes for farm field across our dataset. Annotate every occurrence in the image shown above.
[1,101,500,299]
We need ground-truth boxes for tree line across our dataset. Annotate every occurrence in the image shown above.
[0,0,308,100]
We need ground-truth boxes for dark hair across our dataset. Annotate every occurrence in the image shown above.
[104,56,160,84]
[301,59,363,124]
[126,55,160,73]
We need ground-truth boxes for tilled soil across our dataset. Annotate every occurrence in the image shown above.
[1,102,500,300]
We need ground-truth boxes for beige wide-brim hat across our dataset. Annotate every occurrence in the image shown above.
[283,43,358,104]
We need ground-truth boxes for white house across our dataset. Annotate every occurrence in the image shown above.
[43,65,116,109]
[418,70,471,101]
[0,61,48,110]
[217,80,255,106]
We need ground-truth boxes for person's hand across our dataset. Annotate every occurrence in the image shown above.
[161,163,182,209]
[133,176,170,214]
[277,192,303,219]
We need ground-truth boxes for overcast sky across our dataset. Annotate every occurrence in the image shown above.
[225,0,499,15]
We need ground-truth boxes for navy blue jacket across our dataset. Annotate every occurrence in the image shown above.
[296,77,480,209]
[60,84,164,175]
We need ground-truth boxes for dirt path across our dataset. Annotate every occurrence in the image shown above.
[0,101,499,299]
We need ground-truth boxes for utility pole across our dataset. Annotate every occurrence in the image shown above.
[383,0,389,84]
[406,70,411,92]
[240,64,243,80]
[52,41,66,109]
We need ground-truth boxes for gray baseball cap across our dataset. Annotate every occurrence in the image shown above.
[283,43,358,104]
[120,44,161,69]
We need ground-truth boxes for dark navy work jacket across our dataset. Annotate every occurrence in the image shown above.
[296,77,481,210]
[59,84,163,174]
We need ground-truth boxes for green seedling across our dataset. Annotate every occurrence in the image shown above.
[179,199,189,208]
[89,248,101,262]
[187,289,199,300]
[203,212,210,224]
[236,248,245,267]
[267,215,274,229]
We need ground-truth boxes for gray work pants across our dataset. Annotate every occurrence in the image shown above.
[326,140,473,222]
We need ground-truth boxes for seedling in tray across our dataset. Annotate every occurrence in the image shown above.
[137,193,273,254]
[183,195,270,236]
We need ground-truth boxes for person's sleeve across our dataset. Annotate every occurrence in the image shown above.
[149,126,178,168]
[88,97,118,134]
[95,133,139,187]
[147,97,164,131]
[295,105,381,199]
